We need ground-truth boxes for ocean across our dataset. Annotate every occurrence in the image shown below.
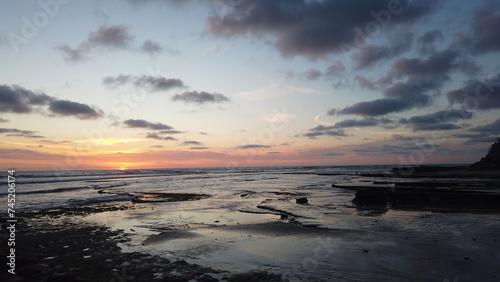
[4,165,500,281]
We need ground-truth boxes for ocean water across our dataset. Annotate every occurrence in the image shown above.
[4,166,500,281]
[5,165,389,214]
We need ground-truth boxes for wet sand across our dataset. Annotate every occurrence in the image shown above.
[3,174,500,281]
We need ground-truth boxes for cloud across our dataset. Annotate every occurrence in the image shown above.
[182,140,203,146]
[335,98,410,116]
[103,74,185,91]
[470,2,500,53]
[0,84,54,113]
[57,25,166,61]
[87,25,133,48]
[0,84,103,120]
[57,25,133,62]
[190,147,208,150]
[172,91,230,104]
[454,133,498,145]
[300,125,349,139]
[403,109,473,124]
[333,117,393,128]
[469,118,500,133]
[49,100,103,119]
[135,76,185,91]
[447,74,500,110]
[353,32,413,69]
[0,118,9,123]
[417,30,444,54]
[102,75,132,88]
[331,49,468,117]
[207,0,436,59]
[159,130,183,135]
[55,44,87,62]
[140,40,163,55]
[399,109,473,131]
[124,119,173,130]
[0,128,44,138]
[237,144,271,149]
[145,133,177,141]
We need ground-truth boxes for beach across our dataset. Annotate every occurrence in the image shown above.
[2,166,500,281]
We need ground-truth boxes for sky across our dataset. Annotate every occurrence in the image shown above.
[0,0,499,171]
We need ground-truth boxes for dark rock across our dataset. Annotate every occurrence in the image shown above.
[296,197,308,204]
[471,138,500,169]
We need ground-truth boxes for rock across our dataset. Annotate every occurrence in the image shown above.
[471,138,500,169]
[296,197,308,204]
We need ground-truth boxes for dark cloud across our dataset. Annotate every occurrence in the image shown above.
[135,76,185,91]
[102,74,185,91]
[57,25,133,62]
[141,40,163,55]
[49,100,103,119]
[0,84,54,113]
[207,0,436,59]
[0,128,44,138]
[417,30,444,54]
[304,69,322,81]
[411,123,462,131]
[124,119,173,130]
[57,25,168,62]
[102,75,132,88]
[404,109,473,124]
[0,118,9,123]
[354,75,377,90]
[87,25,133,49]
[470,2,500,53]
[300,125,348,139]
[159,130,183,135]
[172,91,230,104]
[335,98,410,116]
[453,133,498,145]
[190,147,208,150]
[400,109,473,131]
[447,74,500,110]
[325,61,346,77]
[332,49,468,117]
[145,133,177,141]
[150,145,165,148]
[182,140,203,146]
[0,85,102,120]
[469,118,500,134]
[333,117,393,128]
[238,144,271,149]
[390,49,459,78]
[392,135,426,142]
[353,32,413,69]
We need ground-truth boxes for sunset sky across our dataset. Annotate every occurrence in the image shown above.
[1,0,499,170]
